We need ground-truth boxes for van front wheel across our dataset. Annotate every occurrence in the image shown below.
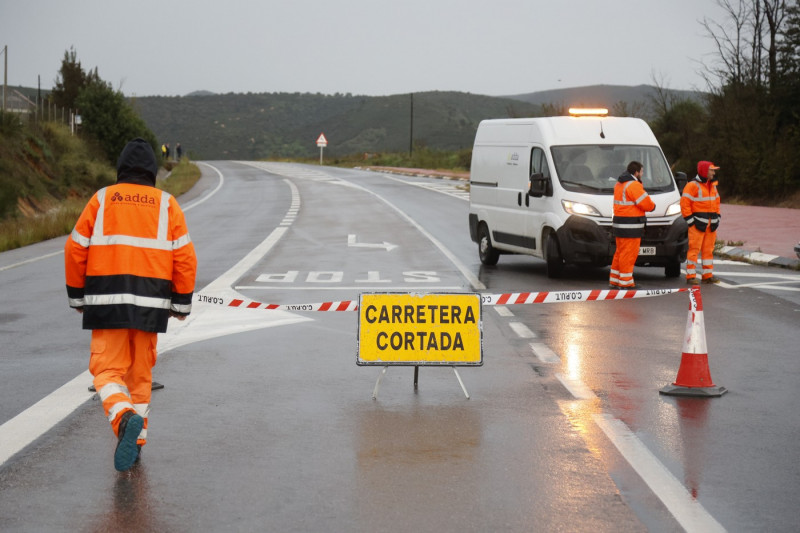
[665,259,681,278]
[545,233,564,278]
[478,224,499,266]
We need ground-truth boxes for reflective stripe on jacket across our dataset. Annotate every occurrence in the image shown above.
[64,183,197,333]
[612,174,656,238]
[680,177,721,232]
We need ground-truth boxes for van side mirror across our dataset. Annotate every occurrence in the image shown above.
[528,172,551,198]
[674,171,687,191]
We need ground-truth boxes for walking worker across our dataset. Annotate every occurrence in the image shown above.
[64,138,197,472]
[681,160,721,284]
[609,161,655,290]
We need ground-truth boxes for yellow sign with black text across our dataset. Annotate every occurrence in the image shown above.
[357,293,483,366]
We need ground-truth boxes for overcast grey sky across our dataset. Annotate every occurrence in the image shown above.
[2,0,726,98]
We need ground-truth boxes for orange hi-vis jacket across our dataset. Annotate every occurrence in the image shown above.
[612,173,656,238]
[65,182,197,333]
[681,176,721,232]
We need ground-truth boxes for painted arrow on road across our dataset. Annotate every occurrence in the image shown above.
[347,234,398,252]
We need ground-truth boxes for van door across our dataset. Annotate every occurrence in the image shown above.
[525,146,553,254]
[491,147,536,252]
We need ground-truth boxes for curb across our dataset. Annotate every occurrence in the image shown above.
[716,246,800,270]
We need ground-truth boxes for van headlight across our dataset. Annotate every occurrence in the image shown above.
[562,200,601,217]
[665,201,682,216]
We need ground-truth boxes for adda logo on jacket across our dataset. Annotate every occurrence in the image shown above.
[110,191,157,205]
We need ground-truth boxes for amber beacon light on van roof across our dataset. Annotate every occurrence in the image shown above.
[568,107,609,117]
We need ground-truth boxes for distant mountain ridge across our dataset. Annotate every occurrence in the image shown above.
[504,84,704,108]
[130,84,702,160]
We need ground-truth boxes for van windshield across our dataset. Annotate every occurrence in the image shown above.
[551,145,675,194]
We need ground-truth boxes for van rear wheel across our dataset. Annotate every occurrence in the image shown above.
[545,232,564,278]
[478,224,499,266]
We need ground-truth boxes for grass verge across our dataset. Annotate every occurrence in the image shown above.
[158,158,202,198]
[0,159,201,253]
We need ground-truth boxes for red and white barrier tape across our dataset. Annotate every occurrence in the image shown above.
[480,287,687,306]
[228,298,359,312]
[196,288,688,312]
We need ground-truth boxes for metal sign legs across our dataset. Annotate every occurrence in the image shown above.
[372,365,470,400]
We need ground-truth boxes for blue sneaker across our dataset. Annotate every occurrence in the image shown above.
[114,411,144,472]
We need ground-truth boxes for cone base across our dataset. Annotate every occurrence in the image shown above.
[659,383,728,397]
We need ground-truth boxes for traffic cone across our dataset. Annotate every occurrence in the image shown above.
[660,286,727,397]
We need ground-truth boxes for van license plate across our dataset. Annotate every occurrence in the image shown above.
[639,247,656,255]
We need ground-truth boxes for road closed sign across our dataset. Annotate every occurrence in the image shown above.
[357,293,483,366]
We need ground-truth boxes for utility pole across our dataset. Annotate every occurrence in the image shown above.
[409,93,414,155]
[2,45,7,112]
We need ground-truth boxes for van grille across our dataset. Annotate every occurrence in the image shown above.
[643,225,670,241]
[600,222,674,243]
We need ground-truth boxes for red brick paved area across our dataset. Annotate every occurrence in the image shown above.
[717,204,799,258]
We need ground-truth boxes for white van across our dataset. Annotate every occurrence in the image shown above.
[467,110,688,278]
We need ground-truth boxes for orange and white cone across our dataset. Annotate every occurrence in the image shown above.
[660,286,727,397]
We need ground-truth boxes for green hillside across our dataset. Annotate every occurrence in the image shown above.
[504,84,704,111]
[133,85,703,161]
[0,118,115,218]
[133,91,540,160]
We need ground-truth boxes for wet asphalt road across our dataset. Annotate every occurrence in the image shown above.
[1,162,799,532]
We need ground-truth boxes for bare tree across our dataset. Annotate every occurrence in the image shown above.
[701,0,787,90]
[650,71,676,116]
[763,0,788,90]
[778,1,800,78]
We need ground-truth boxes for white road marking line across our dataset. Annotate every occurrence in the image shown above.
[493,305,514,317]
[185,162,225,212]
[234,285,463,291]
[0,251,63,272]
[509,322,537,338]
[594,414,727,533]
[0,372,93,465]
[720,280,800,291]
[710,271,800,279]
[358,176,485,291]
[549,349,725,531]
[712,259,752,265]
[384,175,469,201]
[530,342,561,363]
[555,373,598,400]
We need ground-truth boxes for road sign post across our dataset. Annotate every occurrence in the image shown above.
[316,133,328,164]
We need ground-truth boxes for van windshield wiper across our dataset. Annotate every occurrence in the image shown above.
[645,185,675,193]
[559,180,607,192]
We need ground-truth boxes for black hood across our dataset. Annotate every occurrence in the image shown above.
[116,138,158,186]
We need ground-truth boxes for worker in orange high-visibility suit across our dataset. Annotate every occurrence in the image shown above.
[681,160,721,284]
[65,138,197,472]
[609,161,656,290]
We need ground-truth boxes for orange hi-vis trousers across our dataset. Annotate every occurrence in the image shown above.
[686,225,717,281]
[89,328,157,446]
[610,237,640,288]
